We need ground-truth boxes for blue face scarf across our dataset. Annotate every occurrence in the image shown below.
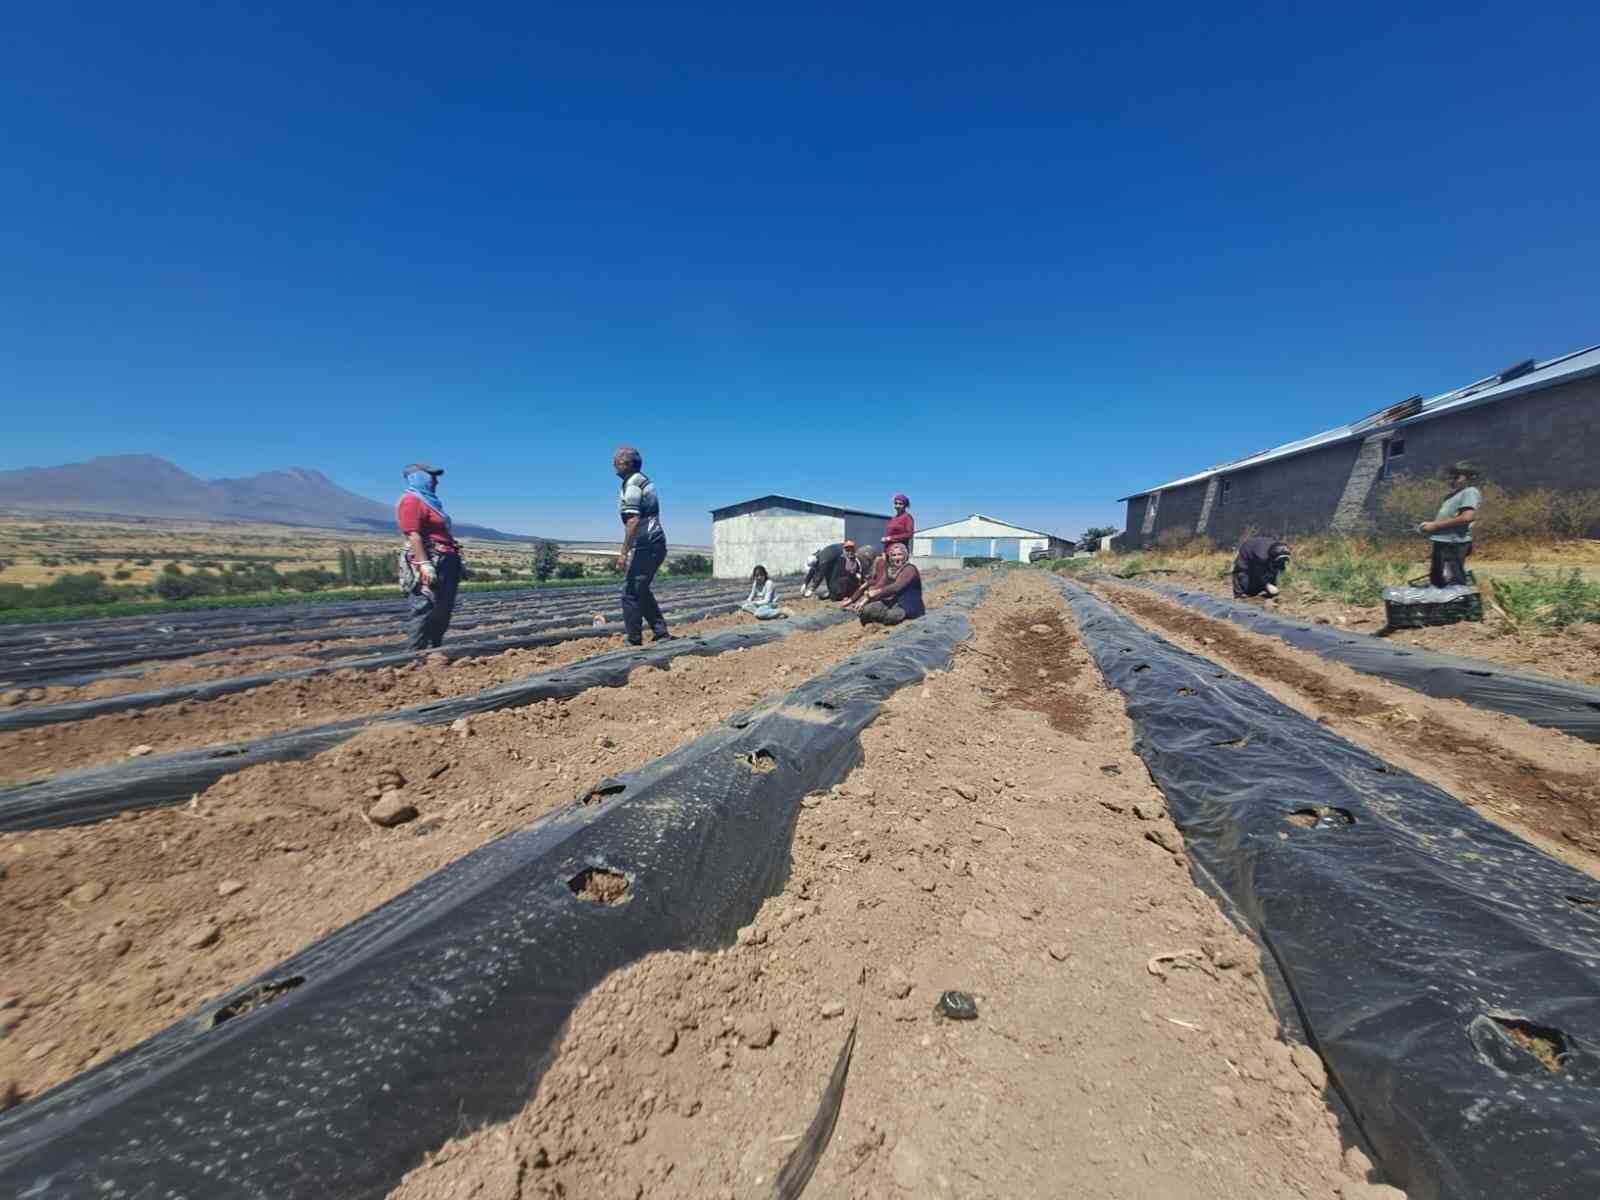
[403,470,449,523]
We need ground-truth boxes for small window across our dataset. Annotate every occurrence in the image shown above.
[1382,439,1407,480]
[1221,478,1231,492]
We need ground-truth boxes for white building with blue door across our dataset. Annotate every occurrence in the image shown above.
[912,514,1073,563]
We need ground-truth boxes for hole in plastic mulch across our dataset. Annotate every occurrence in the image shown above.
[1176,686,1196,696]
[1285,806,1355,830]
[567,867,631,905]
[814,700,839,711]
[740,749,778,773]
[581,780,627,806]
[209,976,306,1028]
[1470,1013,1571,1075]
[1132,664,1150,673]
[1566,894,1600,912]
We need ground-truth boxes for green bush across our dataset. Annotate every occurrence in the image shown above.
[670,553,712,576]
[532,540,561,582]
[555,562,587,579]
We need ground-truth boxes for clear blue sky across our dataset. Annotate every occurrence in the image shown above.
[4,2,1597,542]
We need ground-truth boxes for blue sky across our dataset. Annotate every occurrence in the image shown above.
[4,2,1597,542]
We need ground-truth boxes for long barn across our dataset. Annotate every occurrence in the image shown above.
[1120,343,1600,548]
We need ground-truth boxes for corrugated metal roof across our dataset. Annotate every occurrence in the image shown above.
[709,494,892,520]
[1119,343,1600,500]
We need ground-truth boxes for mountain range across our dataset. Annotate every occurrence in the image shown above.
[0,455,540,542]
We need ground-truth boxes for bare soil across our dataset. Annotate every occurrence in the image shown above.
[0,585,964,1103]
[1097,582,1600,874]
[387,572,1391,1200]
[1160,569,1600,687]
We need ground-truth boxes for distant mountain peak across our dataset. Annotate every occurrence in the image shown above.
[0,453,542,542]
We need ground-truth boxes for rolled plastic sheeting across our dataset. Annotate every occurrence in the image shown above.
[0,585,987,1200]
[1059,580,1600,1200]
[1130,580,1600,744]
[0,604,855,831]
[0,594,749,733]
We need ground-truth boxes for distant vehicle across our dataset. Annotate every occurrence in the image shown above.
[1027,546,1053,563]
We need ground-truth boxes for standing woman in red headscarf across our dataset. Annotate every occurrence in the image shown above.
[884,493,914,555]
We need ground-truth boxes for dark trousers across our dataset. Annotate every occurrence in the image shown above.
[1231,563,1277,598]
[622,541,668,641]
[406,554,462,650]
[859,600,909,626]
[1430,541,1472,587]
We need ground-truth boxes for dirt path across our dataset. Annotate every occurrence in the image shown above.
[388,572,1395,1200]
[0,607,765,784]
[0,587,969,1104]
[1096,581,1600,876]
[1154,569,1600,687]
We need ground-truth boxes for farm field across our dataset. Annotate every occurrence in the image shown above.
[1,563,1597,1199]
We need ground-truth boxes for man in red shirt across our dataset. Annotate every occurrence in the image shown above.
[883,494,914,553]
[396,462,464,650]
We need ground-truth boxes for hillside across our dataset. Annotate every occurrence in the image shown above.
[0,455,536,541]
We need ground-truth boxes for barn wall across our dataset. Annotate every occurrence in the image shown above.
[712,510,845,578]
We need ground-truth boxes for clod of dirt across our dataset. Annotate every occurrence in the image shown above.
[735,1014,776,1048]
[819,999,846,1018]
[1131,801,1164,821]
[1342,1146,1375,1182]
[1047,943,1071,962]
[0,1078,19,1112]
[881,969,913,999]
[96,931,132,959]
[1290,1044,1327,1089]
[71,880,109,905]
[127,744,154,758]
[568,866,631,905]
[960,909,1001,939]
[450,717,474,739]
[648,1022,678,1056]
[210,976,305,1027]
[368,792,419,827]
[1144,826,1184,856]
[182,922,221,951]
[217,878,247,897]
[1028,623,1053,635]
[736,923,766,946]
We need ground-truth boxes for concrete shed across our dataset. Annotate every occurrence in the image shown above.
[710,495,891,580]
[912,514,1074,563]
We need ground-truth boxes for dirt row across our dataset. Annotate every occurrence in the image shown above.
[0,584,963,1105]
[0,604,764,785]
[1156,569,1600,687]
[388,572,1398,1200]
[1095,582,1600,877]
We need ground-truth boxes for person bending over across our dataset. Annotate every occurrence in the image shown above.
[1419,461,1481,587]
[1232,536,1292,599]
[397,462,463,650]
[740,565,784,620]
[802,540,864,600]
[848,541,924,626]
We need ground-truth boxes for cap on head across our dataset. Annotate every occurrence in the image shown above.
[403,462,443,477]
[893,493,909,506]
[1446,459,1481,480]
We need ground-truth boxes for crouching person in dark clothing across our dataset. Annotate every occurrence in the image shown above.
[1232,536,1291,599]
[397,462,464,650]
[847,541,924,626]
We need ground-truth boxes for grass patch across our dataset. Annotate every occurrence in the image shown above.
[1487,569,1600,631]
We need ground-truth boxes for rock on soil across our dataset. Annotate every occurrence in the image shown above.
[368,792,419,827]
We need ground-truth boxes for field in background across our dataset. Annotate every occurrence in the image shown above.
[0,515,713,622]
